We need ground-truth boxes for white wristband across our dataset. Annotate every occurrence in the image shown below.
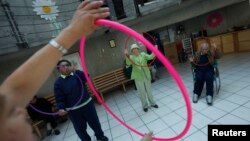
[49,39,68,54]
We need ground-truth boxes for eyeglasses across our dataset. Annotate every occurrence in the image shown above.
[57,64,70,69]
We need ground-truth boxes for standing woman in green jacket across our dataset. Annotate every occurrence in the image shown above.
[125,44,158,112]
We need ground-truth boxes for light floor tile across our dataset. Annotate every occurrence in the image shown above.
[43,52,250,141]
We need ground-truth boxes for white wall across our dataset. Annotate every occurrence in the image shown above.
[181,1,250,36]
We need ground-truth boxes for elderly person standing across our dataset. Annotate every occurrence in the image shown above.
[54,59,108,141]
[125,44,158,112]
[189,42,220,105]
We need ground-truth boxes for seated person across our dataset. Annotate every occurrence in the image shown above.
[189,42,220,105]
[27,96,60,136]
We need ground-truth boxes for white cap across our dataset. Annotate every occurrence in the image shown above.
[130,44,140,51]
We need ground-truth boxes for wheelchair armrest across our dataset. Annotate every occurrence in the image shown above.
[214,67,219,77]
[213,59,218,67]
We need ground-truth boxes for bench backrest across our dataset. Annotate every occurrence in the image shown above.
[43,68,130,102]
[92,69,119,91]
[114,68,131,83]
[44,84,94,105]
[92,68,130,91]
[44,95,56,107]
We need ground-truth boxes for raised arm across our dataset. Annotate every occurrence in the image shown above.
[211,42,221,59]
[0,1,110,108]
[124,49,132,66]
[143,45,158,60]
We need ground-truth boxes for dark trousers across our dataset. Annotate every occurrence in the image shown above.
[32,114,58,129]
[68,101,104,141]
[194,69,214,97]
[138,0,146,6]
[43,116,58,129]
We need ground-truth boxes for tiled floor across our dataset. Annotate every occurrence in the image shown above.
[43,52,250,141]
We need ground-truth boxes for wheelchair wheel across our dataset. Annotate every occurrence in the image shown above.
[214,67,221,95]
[191,68,196,86]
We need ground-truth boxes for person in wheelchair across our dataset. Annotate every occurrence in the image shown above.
[189,42,220,105]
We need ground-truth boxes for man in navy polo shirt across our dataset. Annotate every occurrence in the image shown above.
[54,59,108,141]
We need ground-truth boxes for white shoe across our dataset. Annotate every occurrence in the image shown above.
[206,95,213,105]
[193,94,198,103]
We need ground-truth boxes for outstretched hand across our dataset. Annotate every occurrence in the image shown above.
[58,109,67,116]
[189,56,194,62]
[154,45,158,49]
[66,0,110,39]
[211,40,217,49]
[124,49,128,55]
[141,131,153,141]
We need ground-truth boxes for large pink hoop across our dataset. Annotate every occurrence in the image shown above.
[79,19,192,141]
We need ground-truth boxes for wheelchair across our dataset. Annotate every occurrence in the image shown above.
[187,37,222,96]
[191,59,221,95]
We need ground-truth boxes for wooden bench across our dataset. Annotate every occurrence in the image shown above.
[91,67,132,100]
[31,119,44,139]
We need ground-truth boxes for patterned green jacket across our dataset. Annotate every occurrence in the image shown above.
[126,52,155,81]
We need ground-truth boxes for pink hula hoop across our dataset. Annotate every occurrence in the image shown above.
[79,19,192,141]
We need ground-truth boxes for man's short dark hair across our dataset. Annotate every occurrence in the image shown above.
[56,59,72,70]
